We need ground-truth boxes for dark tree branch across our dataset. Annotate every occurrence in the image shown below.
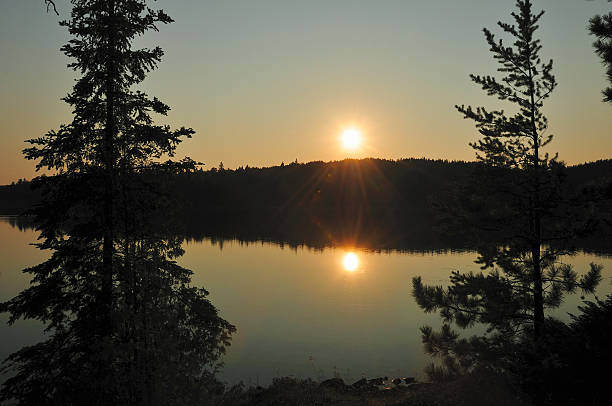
[44,0,58,15]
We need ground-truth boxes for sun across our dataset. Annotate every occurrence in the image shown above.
[342,252,360,272]
[340,127,363,151]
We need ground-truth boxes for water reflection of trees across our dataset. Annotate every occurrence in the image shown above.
[5,213,612,256]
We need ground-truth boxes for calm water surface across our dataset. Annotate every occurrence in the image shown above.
[1,217,611,385]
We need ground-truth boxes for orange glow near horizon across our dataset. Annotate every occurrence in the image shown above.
[342,252,360,272]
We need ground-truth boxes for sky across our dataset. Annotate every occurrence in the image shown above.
[0,0,610,184]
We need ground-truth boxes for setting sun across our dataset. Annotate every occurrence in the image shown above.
[340,127,363,151]
[342,252,360,272]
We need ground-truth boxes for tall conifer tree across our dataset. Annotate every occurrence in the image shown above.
[412,0,601,381]
[1,1,234,404]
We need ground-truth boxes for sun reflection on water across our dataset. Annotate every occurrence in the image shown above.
[342,252,360,272]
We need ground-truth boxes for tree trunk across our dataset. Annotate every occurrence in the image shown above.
[103,0,116,332]
[528,59,545,342]
[529,56,546,406]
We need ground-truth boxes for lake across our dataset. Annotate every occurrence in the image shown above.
[1,216,611,386]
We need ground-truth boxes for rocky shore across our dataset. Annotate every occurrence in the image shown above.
[215,372,527,406]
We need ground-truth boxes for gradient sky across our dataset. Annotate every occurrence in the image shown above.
[1,0,610,184]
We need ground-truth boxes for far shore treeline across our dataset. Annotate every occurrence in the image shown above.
[2,157,611,252]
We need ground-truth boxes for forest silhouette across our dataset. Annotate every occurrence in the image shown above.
[3,158,612,253]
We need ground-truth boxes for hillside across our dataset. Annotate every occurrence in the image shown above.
[2,158,610,251]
